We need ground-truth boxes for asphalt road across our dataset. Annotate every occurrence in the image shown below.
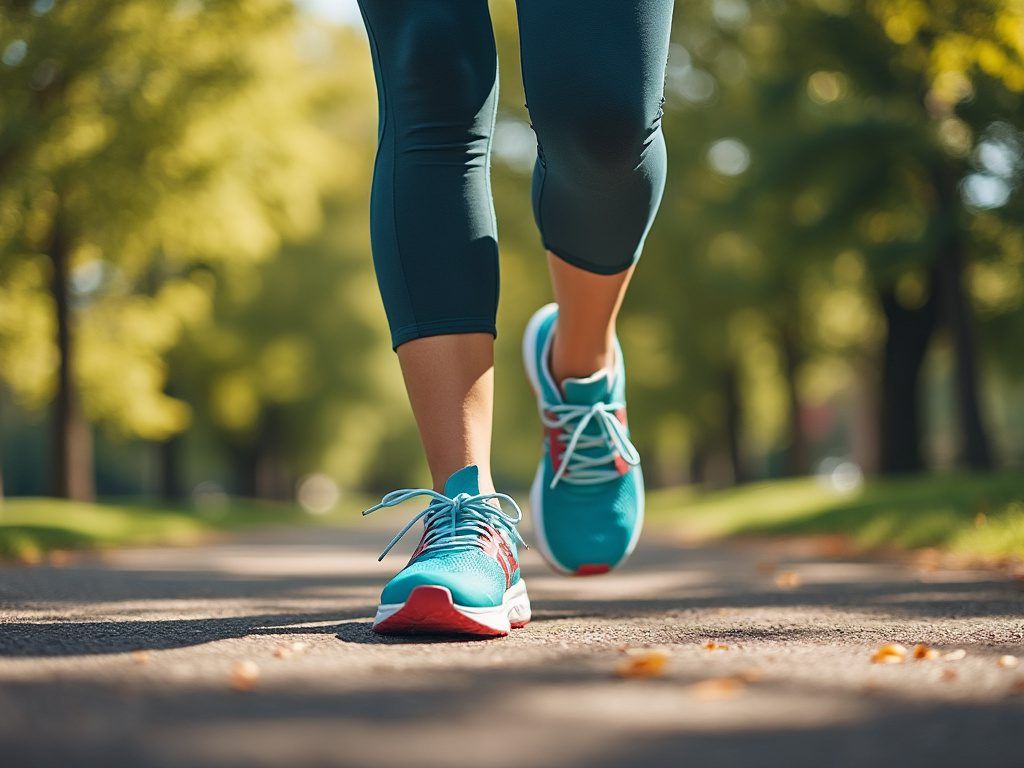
[1,519,1023,768]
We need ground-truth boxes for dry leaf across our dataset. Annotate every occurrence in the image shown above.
[616,649,670,679]
[774,571,801,588]
[943,649,967,661]
[736,668,764,683]
[272,646,292,659]
[47,550,71,567]
[998,655,1019,669]
[939,668,958,682]
[912,644,940,661]
[871,644,908,664]
[131,650,150,665]
[702,640,730,651]
[230,660,261,692]
[688,677,745,701]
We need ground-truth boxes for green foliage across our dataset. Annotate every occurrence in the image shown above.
[647,469,1024,558]
[0,0,332,440]
[0,492,371,561]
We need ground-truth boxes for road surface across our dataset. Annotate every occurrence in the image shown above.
[1,521,1023,767]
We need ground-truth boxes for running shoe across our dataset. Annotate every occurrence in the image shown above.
[522,302,643,575]
[365,464,531,636]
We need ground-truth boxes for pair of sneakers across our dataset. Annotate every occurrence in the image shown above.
[366,304,643,636]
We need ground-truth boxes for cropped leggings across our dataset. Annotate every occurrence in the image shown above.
[356,1,674,349]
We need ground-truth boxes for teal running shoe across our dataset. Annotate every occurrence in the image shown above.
[522,303,643,575]
[364,465,531,636]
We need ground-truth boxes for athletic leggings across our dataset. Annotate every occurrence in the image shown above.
[356,1,674,349]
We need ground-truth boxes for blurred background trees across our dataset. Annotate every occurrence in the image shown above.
[1,0,1021,503]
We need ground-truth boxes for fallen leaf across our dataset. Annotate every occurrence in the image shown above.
[998,655,1019,669]
[688,677,745,701]
[871,644,908,664]
[230,660,261,692]
[702,640,730,651]
[943,649,967,661]
[47,550,72,567]
[939,668,958,682]
[131,650,150,665]
[736,668,764,683]
[912,644,940,661]
[272,646,292,659]
[616,649,670,679]
[774,571,802,588]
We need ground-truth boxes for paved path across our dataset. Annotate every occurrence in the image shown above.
[1,521,1023,767]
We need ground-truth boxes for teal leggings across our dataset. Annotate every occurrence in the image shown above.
[357,1,674,349]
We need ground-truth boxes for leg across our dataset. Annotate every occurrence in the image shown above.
[357,0,499,491]
[547,256,634,384]
[517,0,673,574]
[516,0,673,384]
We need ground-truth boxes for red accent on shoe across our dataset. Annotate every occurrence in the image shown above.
[373,586,516,637]
[575,564,611,576]
[546,420,566,475]
[613,408,631,476]
[477,526,518,589]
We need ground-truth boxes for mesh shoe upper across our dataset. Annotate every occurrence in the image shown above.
[367,466,524,608]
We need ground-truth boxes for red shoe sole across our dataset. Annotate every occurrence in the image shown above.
[373,585,529,637]
[574,564,611,576]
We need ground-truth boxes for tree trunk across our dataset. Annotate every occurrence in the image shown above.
[722,365,746,484]
[780,324,807,476]
[877,272,939,475]
[49,203,95,500]
[158,435,185,502]
[931,166,993,470]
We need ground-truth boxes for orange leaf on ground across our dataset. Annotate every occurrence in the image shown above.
[688,677,745,701]
[774,571,801,588]
[702,641,730,651]
[998,655,1019,669]
[131,650,150,665]
[871,644,908,664]
[230,660,261,692]
[616,649,670,679]
[940,668,958,682]
[912,644,940,660]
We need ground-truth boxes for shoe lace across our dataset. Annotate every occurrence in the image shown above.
[542,401,641,488]
[363,488,527,562]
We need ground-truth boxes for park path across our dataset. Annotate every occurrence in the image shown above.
[1,519,1023,767]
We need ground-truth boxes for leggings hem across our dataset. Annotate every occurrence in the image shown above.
[544,242,635,276]
[392,318,498,351]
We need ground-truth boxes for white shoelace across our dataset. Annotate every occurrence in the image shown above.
[363,488,526,561]
[541,401,641,488]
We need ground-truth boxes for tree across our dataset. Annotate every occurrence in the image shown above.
[0,0,331,498]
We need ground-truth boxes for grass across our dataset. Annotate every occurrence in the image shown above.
[646,470,1024,561]
[0,495,369,562]
[5,472,1024,564]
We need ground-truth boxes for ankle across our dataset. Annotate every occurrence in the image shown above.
[549,332,614,386]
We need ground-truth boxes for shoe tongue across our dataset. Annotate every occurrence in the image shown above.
[443,465,481,497]
[561,370,612,405]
